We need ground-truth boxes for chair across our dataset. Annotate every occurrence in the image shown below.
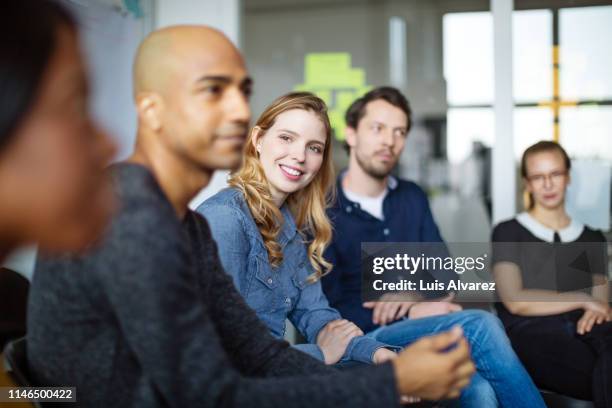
[0,268,29,350]
[541,389,594,408]
[465,305,595,408]
[3,337,41,408]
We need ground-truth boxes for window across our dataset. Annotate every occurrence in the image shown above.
[443,6,612,163]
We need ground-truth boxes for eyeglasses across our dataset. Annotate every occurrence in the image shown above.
[526,171,568,187]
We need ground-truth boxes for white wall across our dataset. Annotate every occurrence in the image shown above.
[64,0,155,159]
[156,0,241,46]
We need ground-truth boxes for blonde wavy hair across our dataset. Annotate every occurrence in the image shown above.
[228,92,335,283]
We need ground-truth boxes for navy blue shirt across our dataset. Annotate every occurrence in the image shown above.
[323,173,448,333]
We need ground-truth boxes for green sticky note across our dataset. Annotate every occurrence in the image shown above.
[314,90,332,106]
[304,54,351,86]
[295,53,372,141]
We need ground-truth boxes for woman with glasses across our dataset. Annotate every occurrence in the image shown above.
[492,140,612,407]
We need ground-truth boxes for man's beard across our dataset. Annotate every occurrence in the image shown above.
[355,151,395,180]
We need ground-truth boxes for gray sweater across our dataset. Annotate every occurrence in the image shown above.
[27,163,399,407]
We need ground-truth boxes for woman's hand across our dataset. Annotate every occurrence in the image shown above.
[582,299,611,316]
[316,319,363,364]
[577,308,611,335]
[372,347,397,364]
[363,301,415,326]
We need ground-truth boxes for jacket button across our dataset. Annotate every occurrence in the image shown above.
[383,228,390,236]
[267,278,273,284]
[285,297,291,304]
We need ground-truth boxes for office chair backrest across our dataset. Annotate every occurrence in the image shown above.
[3,337,41,408]
[3,337,31,387]
[541,389,595,408]
[0,268,29,349]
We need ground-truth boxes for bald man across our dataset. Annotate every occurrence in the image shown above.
[27,26,474,407]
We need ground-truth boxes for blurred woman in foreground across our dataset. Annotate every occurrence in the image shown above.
[0,0,116,261]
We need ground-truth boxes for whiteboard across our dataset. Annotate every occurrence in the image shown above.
[63,0,155,159]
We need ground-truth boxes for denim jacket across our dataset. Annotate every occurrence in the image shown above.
[196,187,389,363]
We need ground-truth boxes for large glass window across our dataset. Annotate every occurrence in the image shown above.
[560,6,612,100]
[446,108,493,165]
[514,107,554,155]
[559,6,612,159]
[513,10,552,103]
[444,6,612,163]
[443,12,494,107]
[561,106,612,160]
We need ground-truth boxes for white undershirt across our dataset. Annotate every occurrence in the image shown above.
[343,188,388,220]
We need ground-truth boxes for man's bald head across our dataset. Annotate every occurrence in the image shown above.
[132,25,244,98]
[130,24,251,176]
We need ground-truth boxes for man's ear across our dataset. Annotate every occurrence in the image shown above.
[345,126,358,148]
[136,92,163,132]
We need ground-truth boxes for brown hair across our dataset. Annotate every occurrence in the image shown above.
[343,86,412,153]
[228,92,335,282]
[521,140,571,210]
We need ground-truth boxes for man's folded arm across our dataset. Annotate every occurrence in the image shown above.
[93,208,400,407]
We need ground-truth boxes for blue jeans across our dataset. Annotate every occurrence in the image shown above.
[365,310,545,408]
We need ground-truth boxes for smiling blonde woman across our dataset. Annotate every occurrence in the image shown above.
[198,92,397,365]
